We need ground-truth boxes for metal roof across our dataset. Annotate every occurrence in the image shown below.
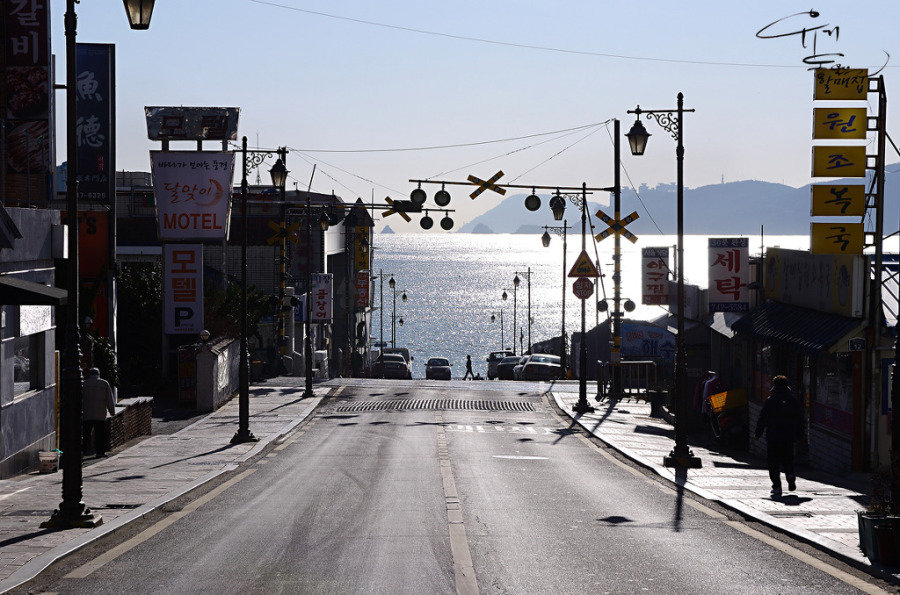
[0,275,67,306]
[732,300,864,353]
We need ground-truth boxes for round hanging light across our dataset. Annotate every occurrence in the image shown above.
[524,189,541,212]
[420,213,434,230]
[541,231,551,248]
[440,213,454,230]
[624,299,636,312]
[597,300,609,312]
[410,185,427,205]
[434,185,451,207]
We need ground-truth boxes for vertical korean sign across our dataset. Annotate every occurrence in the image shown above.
[311,273,333,321]
[708,238,749,312]
[75,43,114,203]
[354,270,370,310]
[2,0,53,206]
[641,247,669,305]
[164,244,203,334]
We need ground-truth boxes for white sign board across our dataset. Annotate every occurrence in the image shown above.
[151,151,235,241]
[641,247,669,305]
[708,238,749,312]
[311,273,333,321]
[164,244,203,333]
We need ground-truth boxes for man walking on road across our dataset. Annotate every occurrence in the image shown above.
[755,375,803,499]
[83,367,116,457]
[463,355,474,380]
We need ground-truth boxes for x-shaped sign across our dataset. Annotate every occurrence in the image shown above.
[467,170,507,199]
[267,220,302,245]
[382,197,412,222]
[594,209,640,244]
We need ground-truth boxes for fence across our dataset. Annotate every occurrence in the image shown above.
[597,360,660,399]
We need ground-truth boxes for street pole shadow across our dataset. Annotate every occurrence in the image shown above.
[672,466,687,533]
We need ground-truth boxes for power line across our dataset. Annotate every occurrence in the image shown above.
[510,124,607,183]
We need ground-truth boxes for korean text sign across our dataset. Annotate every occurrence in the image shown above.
[311,273,333,321]
[354,270,370,310]
[75,43,114,203]
[708,238,749,312]
[164,244,203,334]
[151,151,234,241]
[641,247,669,305]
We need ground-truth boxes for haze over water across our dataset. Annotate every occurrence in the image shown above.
[373,233,809,378]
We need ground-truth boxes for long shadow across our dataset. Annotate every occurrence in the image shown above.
[149,443,235,469]
[268,397,307,412]
[589,398,620,433]
[672,467,687,533]
[552,416,580,445]
[778,495,813,507]
[0,528,58,549]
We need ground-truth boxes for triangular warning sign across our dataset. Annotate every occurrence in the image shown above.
[568,250,599,278]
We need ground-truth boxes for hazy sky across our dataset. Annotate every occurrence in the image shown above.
[52,1,900,227]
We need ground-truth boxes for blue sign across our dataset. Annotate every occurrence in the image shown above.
[621,322,675,360]
[76,43,115,203]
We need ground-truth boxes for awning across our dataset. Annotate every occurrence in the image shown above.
[732,300,863,353]
[0,275,68,305]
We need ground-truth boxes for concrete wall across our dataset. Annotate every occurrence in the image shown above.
[196,338,239,412]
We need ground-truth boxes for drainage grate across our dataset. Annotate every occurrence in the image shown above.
[335,399,534,412]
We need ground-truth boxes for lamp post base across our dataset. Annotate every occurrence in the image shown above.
[572,401,595,414]
[664,448,702,469]
[230,429,259,444]
[41,504,103,529]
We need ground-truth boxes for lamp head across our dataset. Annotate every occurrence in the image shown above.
[269,158,288,188]
[502,290,508,301]
[388,276,395,289]
[123,0,154,29]
[549,194,565,221]
[319,211,330,231]
[541,230,551,248]
[491,314,496,323]
[626,118,650,156]
[513,275,520,288]
[401,292,407,302]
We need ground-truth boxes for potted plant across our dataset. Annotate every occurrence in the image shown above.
[859,470,900,565]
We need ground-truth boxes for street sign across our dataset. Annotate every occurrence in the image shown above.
[595,209,639,243]
[382,197,412,222]
[813,108,866,141]
[810,222,864,254]
[467,170,507,199]
[568,250,600,278]
[572,277,594,300]
[811,145,867,178]
[813,68,868,101]
[811,184,866,216]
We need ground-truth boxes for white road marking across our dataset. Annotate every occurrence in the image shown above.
[492,455,549,460]
[0,486,30,501]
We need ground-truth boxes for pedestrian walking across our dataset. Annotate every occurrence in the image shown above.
[463,354,474,380]
[82,368,116,458]
[754,375,803,498]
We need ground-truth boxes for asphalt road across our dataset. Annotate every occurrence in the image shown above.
[21,379,884,594]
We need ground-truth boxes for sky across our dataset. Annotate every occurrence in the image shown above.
[51,1,900,229]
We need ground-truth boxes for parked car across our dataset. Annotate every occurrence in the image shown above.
[374,354,411,380]
[496,355,521,380]
[382,347,413,378]
[512,355,530,380]
[522,354,563,381]
[425,357,452,380]
[486,350,514,380]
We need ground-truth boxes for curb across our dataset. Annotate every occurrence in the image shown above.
[549,391,875,573]
[0,391,326,594]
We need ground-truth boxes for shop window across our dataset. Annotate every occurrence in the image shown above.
[13,333,42,396]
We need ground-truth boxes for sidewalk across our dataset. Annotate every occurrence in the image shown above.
[552,390,881,570]
[0,379,329,593]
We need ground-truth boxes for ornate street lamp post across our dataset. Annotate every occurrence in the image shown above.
[44,0,155,530]
[542,222,571,378]
[627,93,701,469]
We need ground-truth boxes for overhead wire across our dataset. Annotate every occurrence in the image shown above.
[509,124,608,183]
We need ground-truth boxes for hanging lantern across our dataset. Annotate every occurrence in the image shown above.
[319,211,331,231]
[434,185,451,207]
[440,213,454,230]
[524,189,541,212]
[624,299,636,312]
[549,195,565,221]
[626,118,651,156]
[420,213,434,230]
[410,184,427,205]
[541,231,551,248]
[123,0,155,29]
[597,300,609,312]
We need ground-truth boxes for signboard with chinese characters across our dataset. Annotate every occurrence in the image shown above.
[811,184,865,216]
[813,108,866,140]
[764,247,863,318]
[814,68,868,101]
[311,273,333,321]
[164,244,203,334]
[708,238,749,313]
[811,222,864,255]
[812,145,866,178]
[151,151,235,241]
[145,106,239,141]
[75,43,114,203]
[354,270,370,310]
[641,247,669,305]
[2,0,53,206]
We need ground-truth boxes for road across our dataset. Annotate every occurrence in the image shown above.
[18,379,884,594]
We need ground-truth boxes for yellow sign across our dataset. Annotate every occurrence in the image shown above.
[812,145,866,178]
[810,222,864,255]
[467,170,506,199]
[814,68,868,101]
[568,250,600,278]
[354,226,369,270]
[813,108,866,140]
[594,209,639,243]
[382,197,411,222]
[811,185,865,216]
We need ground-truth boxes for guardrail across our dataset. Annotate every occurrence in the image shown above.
[596,360,660,399]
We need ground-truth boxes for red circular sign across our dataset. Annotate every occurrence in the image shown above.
[572,277,594,300]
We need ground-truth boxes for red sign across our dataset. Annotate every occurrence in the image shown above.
[354,270,370,310]
[572,277,594,300]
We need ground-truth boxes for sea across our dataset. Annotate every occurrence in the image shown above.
[372,232,810,378]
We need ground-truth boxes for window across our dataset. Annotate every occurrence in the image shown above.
[13,334,41,396]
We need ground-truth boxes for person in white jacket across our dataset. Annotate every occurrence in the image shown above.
[82,368,116,457]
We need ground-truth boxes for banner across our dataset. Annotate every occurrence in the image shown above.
[164,244,203,334]
[145,106,239,141]
[355,270,370,310]
[75,43,115,203]
[764,247,863,318]
[311,273,333,321]
[708,238,749,312]
[151,151,234,241]
[641,247,669,305]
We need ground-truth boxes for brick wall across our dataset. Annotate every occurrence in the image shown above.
[106,397,153,450]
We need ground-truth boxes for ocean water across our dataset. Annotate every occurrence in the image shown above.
[372,233,809,378]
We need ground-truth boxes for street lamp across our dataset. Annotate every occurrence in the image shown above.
[512,274,520,355]
[44,0,154,530]
[628,93,700,469]
[515,269,533,353]
[542,222,571,377]
[491,310,505,350]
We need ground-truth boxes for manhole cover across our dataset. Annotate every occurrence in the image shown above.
[336,399,534,412]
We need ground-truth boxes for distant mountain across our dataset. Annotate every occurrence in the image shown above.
[458,194,606,234]
[471,223,494,234]
[381,225,395,234]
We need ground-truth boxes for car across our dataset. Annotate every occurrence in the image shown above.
[486,350,514,380]
[425,357,452,380]
[382,347,413,378]
[522,354,563,381]
[374,354,411,379]
[512,355,530,380]
[496,355,521,380]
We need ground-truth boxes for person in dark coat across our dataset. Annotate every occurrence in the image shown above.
[463,355,474,380]
[755,375,803,498]
[82,368,116,457]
